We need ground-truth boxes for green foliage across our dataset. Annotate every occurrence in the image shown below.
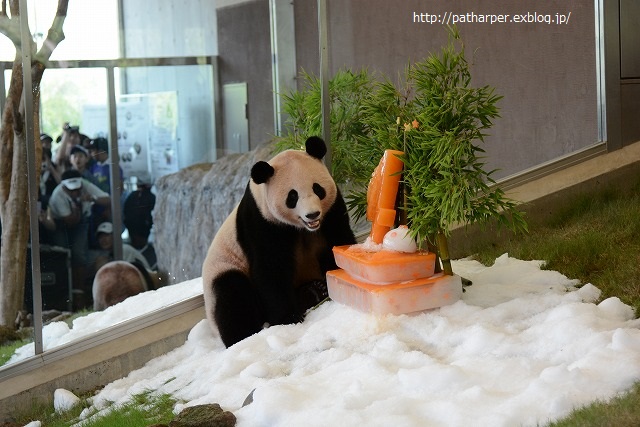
[276,26,527,251]
[82,391,177,427]
[401,27,527,244]
[0,337,28,366]
[276,68,381,219]
[40,78,83,138]
[14,390,178,427]
[549,383,640,427]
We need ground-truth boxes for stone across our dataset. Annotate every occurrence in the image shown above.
[154,143,276,284]
[168,403,236,427]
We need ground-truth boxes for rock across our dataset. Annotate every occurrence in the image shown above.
[168,404,236,427]
[0,326,21,345]
[154,142,276,284]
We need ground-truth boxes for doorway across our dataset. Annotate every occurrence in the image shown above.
[620,0,640,146]
[222,82,249,154]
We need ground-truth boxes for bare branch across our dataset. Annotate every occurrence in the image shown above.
[0,13,21,47]
[0,0,27,52]
[8,0,17,17]
[37,20,66,59]
[36,0,68,60]
[56,0,69,16]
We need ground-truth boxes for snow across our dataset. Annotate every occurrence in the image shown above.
[7,278,203,363]
[14,254,640,426]
[54,388,80,413]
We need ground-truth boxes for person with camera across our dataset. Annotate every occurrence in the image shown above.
[53,123,82,174]
[48,169,111,309]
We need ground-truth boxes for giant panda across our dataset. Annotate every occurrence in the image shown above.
[202,136,356,347]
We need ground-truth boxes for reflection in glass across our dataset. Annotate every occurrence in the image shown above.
[2,0,227,370]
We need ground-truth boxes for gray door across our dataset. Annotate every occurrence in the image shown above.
[222,82,249,154]
[620,0,640,146]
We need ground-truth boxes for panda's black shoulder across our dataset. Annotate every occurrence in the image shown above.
[235,183,297,254]
[236,184,268,235]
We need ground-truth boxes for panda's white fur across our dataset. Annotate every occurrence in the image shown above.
[202,137,355,347]
[250,147,337,231]
[202,205,248,311]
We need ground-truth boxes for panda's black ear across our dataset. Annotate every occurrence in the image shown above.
[251,161,274,184]
[305,136,327,160]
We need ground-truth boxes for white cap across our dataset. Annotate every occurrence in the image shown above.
[70,145,89,157]
[96,222,113,235]
[62,177,82,190]
[136,171,153,185]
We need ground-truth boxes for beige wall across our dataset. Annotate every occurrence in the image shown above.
[295,0,599,179]
[216,0,599,179]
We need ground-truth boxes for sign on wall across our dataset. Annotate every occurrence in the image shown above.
[82,91,179,184]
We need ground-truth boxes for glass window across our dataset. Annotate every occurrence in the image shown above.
[1,0,221,368]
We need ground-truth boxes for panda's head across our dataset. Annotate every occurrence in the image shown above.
[250,136,337,231]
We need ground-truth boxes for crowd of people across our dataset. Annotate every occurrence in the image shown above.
[38,123,157,310]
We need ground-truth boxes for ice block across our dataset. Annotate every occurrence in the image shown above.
[327,269,463,315]
[333,244,436,284]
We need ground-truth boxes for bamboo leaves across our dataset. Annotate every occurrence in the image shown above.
[398,27,526,246]
[276,25,527,254]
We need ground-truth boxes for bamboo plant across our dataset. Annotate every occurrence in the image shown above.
[277,26,527,275]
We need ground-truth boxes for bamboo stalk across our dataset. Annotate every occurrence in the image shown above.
[436,231,453,276]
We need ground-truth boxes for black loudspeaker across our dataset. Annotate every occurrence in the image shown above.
[25,244,73,313]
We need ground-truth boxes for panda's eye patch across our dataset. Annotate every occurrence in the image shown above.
[313,183,326,200]
[286,189,298,208]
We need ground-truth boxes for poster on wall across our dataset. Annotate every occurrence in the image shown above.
[82,91,179,184]
[117,95,151,181]
[147,92,179,180]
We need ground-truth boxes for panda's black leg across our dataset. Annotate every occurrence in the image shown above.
[213,270,264,347]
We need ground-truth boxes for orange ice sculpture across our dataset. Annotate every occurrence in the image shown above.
[326,149,463,315]
[366,149,404,244]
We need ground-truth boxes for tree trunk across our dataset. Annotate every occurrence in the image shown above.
[0,61,43,328]
[0,0,68,328]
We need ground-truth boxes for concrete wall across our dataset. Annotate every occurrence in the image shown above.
[294,0,599,180]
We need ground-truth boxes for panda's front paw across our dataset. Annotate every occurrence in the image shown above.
[296,279,329,313]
